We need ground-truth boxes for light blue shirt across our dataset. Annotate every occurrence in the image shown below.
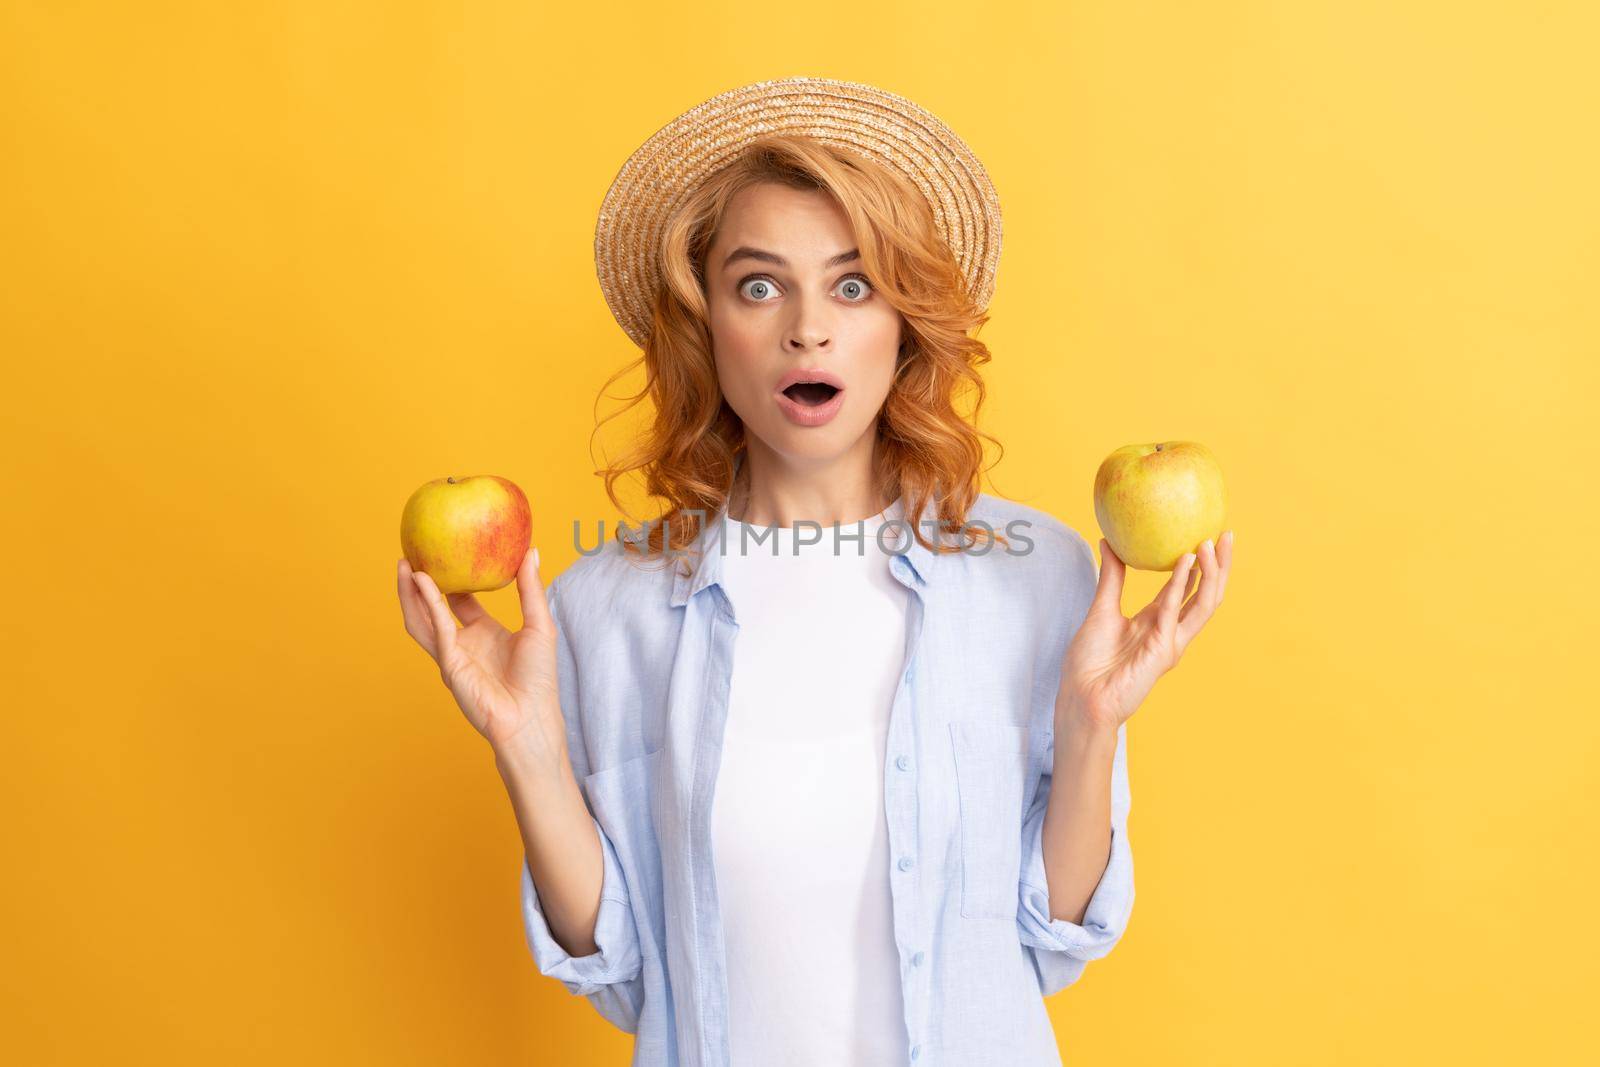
[519,475,1134,1066]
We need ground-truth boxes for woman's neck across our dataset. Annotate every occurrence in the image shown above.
[727,448,894,529]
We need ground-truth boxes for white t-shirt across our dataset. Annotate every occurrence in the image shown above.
[709,501,912,1065]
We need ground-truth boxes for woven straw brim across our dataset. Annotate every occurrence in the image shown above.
[594,76,1003,349]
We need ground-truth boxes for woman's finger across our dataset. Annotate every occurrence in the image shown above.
[446,590,491,627]
[1181,561,1200,605]
[1178,538,1222,649]
[1089,538,1125,617]
[1156,550,1196,639]
[397,559,438,659]
[411,569,459,662]
[515,547,554,635]
[1179,537,1218,620]
[1216,529,1233,600]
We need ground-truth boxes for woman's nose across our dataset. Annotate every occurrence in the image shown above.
[785,309,832,350]
[782,285,836,349]
[786,330,830,350]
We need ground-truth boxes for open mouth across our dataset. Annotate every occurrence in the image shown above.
[781,381,842,407]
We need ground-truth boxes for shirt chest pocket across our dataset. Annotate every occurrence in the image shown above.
[582,748,667,961]
[948,721,1038,922]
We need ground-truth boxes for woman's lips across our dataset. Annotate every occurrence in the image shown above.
[774,384,845,427]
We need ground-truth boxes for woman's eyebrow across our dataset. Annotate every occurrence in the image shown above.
[721,246,860,271]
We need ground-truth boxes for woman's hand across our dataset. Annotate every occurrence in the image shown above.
[396,547,563,753]
[1059,531,1235,732]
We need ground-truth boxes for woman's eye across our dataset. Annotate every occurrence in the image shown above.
[836,274,873,302]
[739,277,779,302]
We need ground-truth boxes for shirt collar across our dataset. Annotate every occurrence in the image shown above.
[666,473,940,608]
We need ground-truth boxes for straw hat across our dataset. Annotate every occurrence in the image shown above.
[593,75,1004,349]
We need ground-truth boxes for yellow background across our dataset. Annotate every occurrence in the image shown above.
[4,2,1596,1063]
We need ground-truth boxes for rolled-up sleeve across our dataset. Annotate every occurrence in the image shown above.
[516,576,646,1032]
[520,829,643,996]
[1016,721,1134,995]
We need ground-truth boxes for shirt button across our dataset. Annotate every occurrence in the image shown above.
[897,856,915,872]
[911,1045,921,1060]
[895,754,910,771]
[911,950,924,967]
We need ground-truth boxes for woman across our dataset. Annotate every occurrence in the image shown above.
[397,78,1233,1066]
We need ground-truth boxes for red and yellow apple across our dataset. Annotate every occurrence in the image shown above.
[400,475,532,594]
[1093,442,1227,571]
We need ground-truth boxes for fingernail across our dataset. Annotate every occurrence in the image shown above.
[1203,538,1214,553]
[1185,553,1197,566]
[532,546,541,570]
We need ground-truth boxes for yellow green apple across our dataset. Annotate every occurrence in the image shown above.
[1093,441,1227,571]
[400,475,532,594]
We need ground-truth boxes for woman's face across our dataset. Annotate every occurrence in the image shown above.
[704,182,904,470]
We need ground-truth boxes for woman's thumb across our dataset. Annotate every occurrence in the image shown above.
[516,546,552,630]
[1090,537,1125,614]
